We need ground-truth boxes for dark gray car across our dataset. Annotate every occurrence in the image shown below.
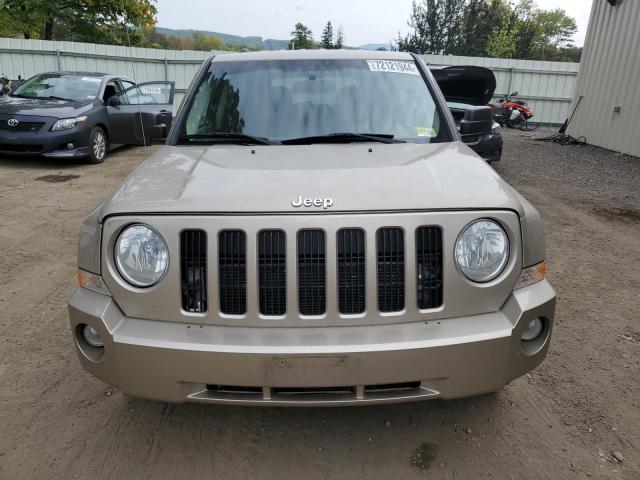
[0,71,174,163]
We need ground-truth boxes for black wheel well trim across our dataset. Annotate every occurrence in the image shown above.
[93,123,109,143]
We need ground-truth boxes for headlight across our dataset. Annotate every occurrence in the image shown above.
[455,219,509,283]
[491,122,501,135]
[114,224,169,287]
[51,116,88,131]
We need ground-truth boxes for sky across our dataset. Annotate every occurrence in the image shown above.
[156,0,594,47]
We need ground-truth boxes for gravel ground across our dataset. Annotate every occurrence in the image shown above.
[0,132,638,480]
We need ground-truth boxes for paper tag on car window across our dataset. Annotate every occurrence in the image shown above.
[140,86,162,95]
[367,60,420,76]
[82,77,102,82]
[416,127,437,137]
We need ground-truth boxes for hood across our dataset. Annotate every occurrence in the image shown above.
[99,143,523,220]
[430,66,496,106]
[0,95,95,118]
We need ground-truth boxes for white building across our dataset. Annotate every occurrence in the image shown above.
[567,0,640,157]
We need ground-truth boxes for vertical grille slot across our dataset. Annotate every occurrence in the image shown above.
[258,230,286,316]
[180,230,207,313]
[218,230,247,315]
[337,229,366,315]
[297,230,326,316]
[416,227,444,309]
[377,228,405,313]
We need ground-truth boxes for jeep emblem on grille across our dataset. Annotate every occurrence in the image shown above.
[291,196,334,209]
[7,118,19,127]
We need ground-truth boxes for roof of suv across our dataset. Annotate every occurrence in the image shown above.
[212,49,415,62]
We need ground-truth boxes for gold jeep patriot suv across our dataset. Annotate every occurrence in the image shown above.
[68,50,555,406]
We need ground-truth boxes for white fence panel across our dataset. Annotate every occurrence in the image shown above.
[1,38,579,124]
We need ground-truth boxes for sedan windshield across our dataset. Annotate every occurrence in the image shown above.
[181,59,450,144]
[11,73,102,102]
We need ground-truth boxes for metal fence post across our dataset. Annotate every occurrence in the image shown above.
[507,67,515,95]
[56,49,61,71]
[164,58,168,81]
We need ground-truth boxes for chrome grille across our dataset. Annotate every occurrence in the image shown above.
[181,225,445,319]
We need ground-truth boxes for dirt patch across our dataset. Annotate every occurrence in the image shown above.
[36,173,81,183]
[591,207,640,223]
[411,442,438,469]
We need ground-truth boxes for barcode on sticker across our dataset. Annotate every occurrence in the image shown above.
[140,86,162,95]
[367,60,420,76]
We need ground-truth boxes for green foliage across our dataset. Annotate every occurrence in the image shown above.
[192,31,223,51]
[0,0,157,44]
[320,21,334,49]
[396,0,580,62]
[486,24,517,58]
[289,23,317,50]
[0,3,39,38]
[319,21,344,49]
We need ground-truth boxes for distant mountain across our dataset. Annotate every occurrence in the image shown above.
[157,27,392,52]
[358,43,394,51]
[156,27,289,50]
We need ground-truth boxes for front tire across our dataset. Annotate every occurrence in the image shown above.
[86,127,108,164]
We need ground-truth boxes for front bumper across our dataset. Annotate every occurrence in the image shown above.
[68,280,555,406]
[0,122,90,157]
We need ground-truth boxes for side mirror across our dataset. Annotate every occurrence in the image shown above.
[107,96,121,107]
[459,106,493,137]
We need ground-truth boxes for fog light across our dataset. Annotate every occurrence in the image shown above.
[67,143,75,150]
[82,325,104,347]
[521,318,543,342]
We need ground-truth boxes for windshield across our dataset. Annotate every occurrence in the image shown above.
[12,73,102,101]
[181,59,450,144]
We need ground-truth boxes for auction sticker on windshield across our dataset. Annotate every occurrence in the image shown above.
[367,60,420,76]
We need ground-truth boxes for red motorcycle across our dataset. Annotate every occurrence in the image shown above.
[489,91,535,130]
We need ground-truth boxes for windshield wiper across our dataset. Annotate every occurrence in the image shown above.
[10,94,74,102]
[281,133,405,145]
[42,95,75,102]
[179,133,277,146]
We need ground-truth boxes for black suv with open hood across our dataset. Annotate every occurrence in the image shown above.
[430,65,503,162]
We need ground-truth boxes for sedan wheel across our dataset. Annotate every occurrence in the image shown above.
[87,127,108,164]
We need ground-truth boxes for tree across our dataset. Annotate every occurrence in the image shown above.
[486,24,518,58]
[396,0,579,62]
[0,0,157,44]
[536,9,577,48]
[320,21,334,49]
[453,0,512,57]
[289,22,316,50]
[396,0,468,54]
[192,31,224,51]
[335,26,344,49]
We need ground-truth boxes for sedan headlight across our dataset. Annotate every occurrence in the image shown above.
[51,116,88,131]
[491,122,501,135]
[114,224,169,287]
[455,219,509,283]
